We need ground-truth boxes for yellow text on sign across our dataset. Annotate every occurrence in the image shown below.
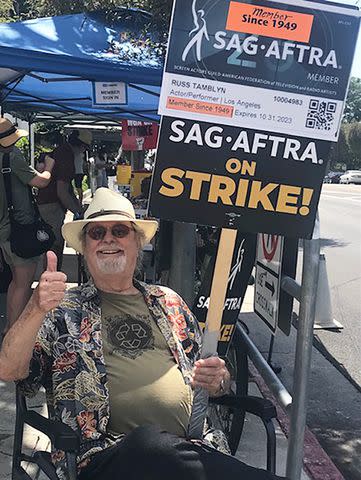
[198,322,235,342]
[159,166,314,216]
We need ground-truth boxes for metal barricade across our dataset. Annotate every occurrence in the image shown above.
[238,216,321,480]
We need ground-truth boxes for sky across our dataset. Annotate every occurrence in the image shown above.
[333,0,361,78]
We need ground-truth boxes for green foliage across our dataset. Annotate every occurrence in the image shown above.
[15,135,52,164]
[2,0,173,35]
[34,122,64,149]
[343,77,361,123]
[15,136,30,162]
[328,124,354,171]
[329,122,361,170]
[347,122,361,168]
[329,78,361,170]
[0,0,13,22]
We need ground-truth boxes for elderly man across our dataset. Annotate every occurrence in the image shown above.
[0,189,284,480]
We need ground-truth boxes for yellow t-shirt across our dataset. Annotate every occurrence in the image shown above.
[100,290,192,437]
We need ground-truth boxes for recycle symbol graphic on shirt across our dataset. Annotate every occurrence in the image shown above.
[105,314,155,359]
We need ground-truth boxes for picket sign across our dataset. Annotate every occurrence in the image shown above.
[187,228,237,439]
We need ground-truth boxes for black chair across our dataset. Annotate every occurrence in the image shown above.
[208,323,277,473]
[12,385,79,480]
[12,324,277,479]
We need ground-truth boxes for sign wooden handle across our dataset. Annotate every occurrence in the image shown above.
[205,228,237,333]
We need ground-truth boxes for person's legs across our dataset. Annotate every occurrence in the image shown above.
[6,262,37,328]
[79,425,205,480]
[38,203,65,270]
[194,443,284,480]
[78,425,285,480]
[102,170,108,188]
[0,243,38,329]
[77,187,83,205]
[75,174,84,205]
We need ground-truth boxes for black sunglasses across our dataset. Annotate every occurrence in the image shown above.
[85,224,134,241]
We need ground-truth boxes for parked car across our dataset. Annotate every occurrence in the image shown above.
[339,170,361,184]
[324,171,343,183]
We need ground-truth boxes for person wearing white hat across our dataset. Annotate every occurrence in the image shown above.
[0,188,285,480]
[37,129,93,270]
[0,118,55,329]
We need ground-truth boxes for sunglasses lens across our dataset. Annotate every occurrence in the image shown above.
[87,226,106,240]
[112,225,131,238]
[86,224,132,241]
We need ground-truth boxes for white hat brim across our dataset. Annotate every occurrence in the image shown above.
[62,215,158,254]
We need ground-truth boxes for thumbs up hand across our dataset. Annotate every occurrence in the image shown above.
[33,251,67,314]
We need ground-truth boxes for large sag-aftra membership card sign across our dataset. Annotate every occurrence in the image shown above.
[158,0,360,142]
[150,0,360,238]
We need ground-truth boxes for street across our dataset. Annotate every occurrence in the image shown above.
[311,184,361,480]
[318,184,361,386]
[244,184,361,479]
[273,183,361,480]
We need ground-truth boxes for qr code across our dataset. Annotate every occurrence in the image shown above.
[305,99,337,131]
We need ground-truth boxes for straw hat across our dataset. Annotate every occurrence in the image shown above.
[0,118,28,147]
[62,188,158,254]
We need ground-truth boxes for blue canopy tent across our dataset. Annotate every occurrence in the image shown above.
[0,9,163,125]
[2,74,161,124]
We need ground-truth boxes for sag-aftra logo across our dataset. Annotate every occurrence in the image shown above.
[181,0,338,69]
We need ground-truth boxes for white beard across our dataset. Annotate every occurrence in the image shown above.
[95,253,127,274]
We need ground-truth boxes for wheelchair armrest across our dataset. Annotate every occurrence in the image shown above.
[210,395,277,421]
[24,411,80,452]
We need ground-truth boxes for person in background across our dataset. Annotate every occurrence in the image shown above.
[74,149,86,205]
[132,175,151,211]
[0,189,285,480]
[0,118,54,330]
[95,149,108,189]
[37,129,92,269]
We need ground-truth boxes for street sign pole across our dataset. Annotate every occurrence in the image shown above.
[286,217,320,480]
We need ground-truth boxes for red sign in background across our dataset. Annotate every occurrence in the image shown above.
[122,120,159,151]
[261,234,279,262]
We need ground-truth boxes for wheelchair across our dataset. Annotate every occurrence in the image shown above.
[12,322,278,480]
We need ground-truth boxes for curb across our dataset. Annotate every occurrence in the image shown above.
[250,363,345,480]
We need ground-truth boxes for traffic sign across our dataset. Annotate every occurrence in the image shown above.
[254,234,298,334]
[254,233,284,332]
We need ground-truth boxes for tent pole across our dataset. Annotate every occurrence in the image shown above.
[28,119,35,167]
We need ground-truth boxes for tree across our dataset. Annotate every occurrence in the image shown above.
[343,77,361,123]
[1,1,173,36]
[328,124,353,171]
[347,122,361,169]
[0,1,13,22]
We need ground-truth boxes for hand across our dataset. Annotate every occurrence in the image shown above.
[191,356,230,397]
[44,155,55,171]
[33,251,67,314]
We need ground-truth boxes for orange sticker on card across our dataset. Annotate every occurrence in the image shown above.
[226,2,314,43]
[166,97,234,118]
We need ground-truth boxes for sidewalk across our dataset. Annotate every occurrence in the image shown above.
[0,235,341,480]
[239,287,346,480]
[236,289,310,479]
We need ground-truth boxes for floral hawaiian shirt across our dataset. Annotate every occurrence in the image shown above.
[19,280,229,479]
